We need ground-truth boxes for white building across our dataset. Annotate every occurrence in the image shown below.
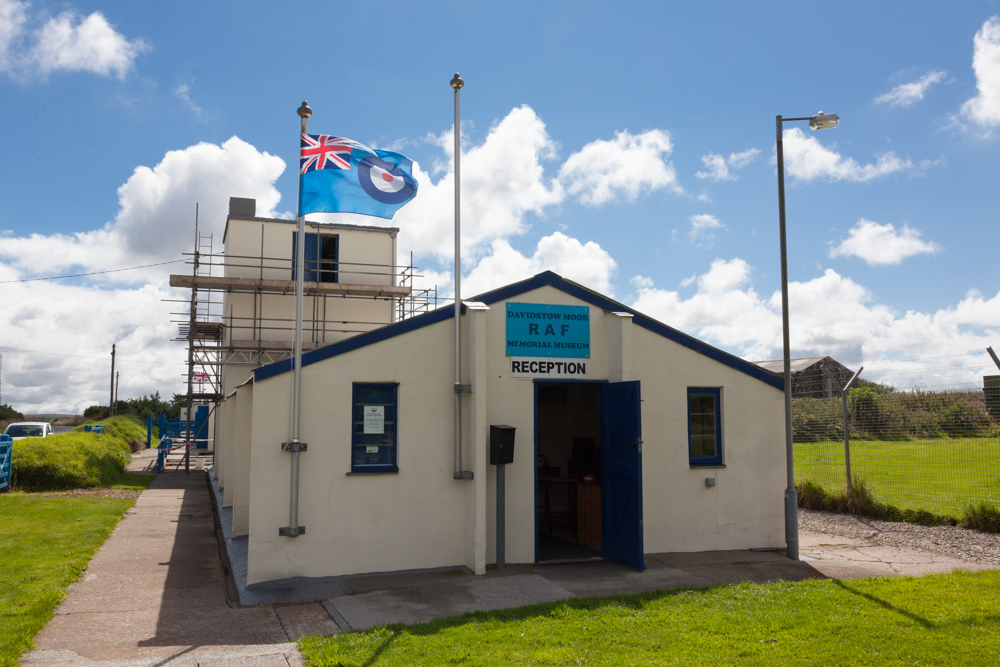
[212,256,787,584]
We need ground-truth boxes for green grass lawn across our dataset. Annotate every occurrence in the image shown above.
[795,438,1000,516]
[300,571,1000,666]
[0,495,135,667]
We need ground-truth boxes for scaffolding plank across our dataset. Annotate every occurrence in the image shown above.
[169,274,411,297]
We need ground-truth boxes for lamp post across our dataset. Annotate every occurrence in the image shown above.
[775,111,839,561]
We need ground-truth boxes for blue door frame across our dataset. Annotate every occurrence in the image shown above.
[533,379,645,570]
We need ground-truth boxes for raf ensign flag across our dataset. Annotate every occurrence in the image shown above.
[298,134,418,219]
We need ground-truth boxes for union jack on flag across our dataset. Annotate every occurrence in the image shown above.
[300,134,361,174]
[192,372,210,383]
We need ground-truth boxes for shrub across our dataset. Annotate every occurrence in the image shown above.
[85,415,149,452]
[796,476,956,528]
[13,430,131,491]
[0,403,24,421]
[83,405,109,419]
[961,501,1000,533]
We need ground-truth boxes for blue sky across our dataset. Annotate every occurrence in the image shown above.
[2,1,1000,412]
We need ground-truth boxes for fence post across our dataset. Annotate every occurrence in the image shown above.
[821,364,864,492]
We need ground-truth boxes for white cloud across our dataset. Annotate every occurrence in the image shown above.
[559,129,681,205]
[629,261,1000,389]
[0,135,286,413]
[0,137,285,283]
[175,83,204,119]
[0,0,27,72]
[782,128,916,182]
[875,70,947,107]
[0,262,186,413]
[390,106,678,272]
[389,105,564,264]
[695,153,730,181]
[695,148,760,181]
[461,232,617,298]
[829,219,941,265]
[0,0,148,80]
[688,214,725,248]
[960,17,1000,130]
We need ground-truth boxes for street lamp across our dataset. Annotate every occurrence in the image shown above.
[775,111,839,561]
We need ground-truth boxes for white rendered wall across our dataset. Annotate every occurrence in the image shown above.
[244,283,785,582]
[232,383,254,537]
[633,325,786,552]
[246,317,472,584]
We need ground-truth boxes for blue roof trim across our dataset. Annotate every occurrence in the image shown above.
[254,271,783,391]
[253,303,466,382]
[475,271,784,391]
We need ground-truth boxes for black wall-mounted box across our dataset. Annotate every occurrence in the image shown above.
[489,425,516,465]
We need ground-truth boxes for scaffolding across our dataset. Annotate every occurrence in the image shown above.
[169,233,439,402]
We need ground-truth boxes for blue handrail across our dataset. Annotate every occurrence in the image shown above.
[0,434,12,492]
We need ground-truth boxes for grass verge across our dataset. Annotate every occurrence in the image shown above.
[794,438,1000,517]
[0,495,134,667]
[797,476,1000,533]
[11,416,149,491]
[300,570,1000,666]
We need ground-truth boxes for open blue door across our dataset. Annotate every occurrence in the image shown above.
[601,380,645,570]
[291,232,320,282]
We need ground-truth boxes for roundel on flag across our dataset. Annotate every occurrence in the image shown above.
[358,156,417,205]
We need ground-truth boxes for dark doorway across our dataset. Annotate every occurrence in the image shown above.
[535,382,603,562]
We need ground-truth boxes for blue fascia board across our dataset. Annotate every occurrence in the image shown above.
[254,271,784,391]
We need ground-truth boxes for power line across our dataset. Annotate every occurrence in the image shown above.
[0,259,186,284]
[0,346,186,366]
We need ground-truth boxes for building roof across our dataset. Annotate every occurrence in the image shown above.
[253,271,784,390]
[752,356,834,375]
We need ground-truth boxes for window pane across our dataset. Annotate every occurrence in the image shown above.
[352,384,397,469]
[690,414,716,436]
[691,435,717,458]
[688,388,721,464]
[690,395,716,415]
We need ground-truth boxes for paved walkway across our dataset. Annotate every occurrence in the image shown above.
[22,448,997,665]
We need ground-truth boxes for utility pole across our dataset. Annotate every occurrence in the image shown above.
[115,372,120,416]
[110,344,116,416]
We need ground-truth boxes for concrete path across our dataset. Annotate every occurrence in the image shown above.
[22,448,997,664]
[24,451,330,667]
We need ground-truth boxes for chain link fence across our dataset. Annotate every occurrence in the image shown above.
[793,374,1000,517]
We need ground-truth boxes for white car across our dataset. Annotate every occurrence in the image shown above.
[3,422,54,440]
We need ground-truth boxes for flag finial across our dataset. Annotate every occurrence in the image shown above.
[297,101,312,119]
[450,73,464,90]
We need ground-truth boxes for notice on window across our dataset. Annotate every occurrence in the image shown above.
[363,405,385,434]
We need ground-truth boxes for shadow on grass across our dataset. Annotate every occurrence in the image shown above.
[362,629,401,667]
[831,579,935,629]
[384,586,694,638]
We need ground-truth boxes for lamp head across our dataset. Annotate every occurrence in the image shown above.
[809,112,839,130]
[450,73,464,90]
[297,101,313,119]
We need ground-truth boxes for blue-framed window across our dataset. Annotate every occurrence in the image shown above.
[352,383,398,472]
[292,232,338,283]
[688,387,722,466]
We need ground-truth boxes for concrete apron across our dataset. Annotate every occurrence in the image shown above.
[26,451,996,664]
[210,464,995,633]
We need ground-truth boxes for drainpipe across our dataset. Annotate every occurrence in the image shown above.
[451,73,473,481]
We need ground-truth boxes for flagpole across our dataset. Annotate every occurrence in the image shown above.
[451,74,473,481]
[280,100,312,538]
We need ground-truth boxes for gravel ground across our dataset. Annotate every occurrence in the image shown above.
[28,488,143,500]
[800,508,1000,566]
